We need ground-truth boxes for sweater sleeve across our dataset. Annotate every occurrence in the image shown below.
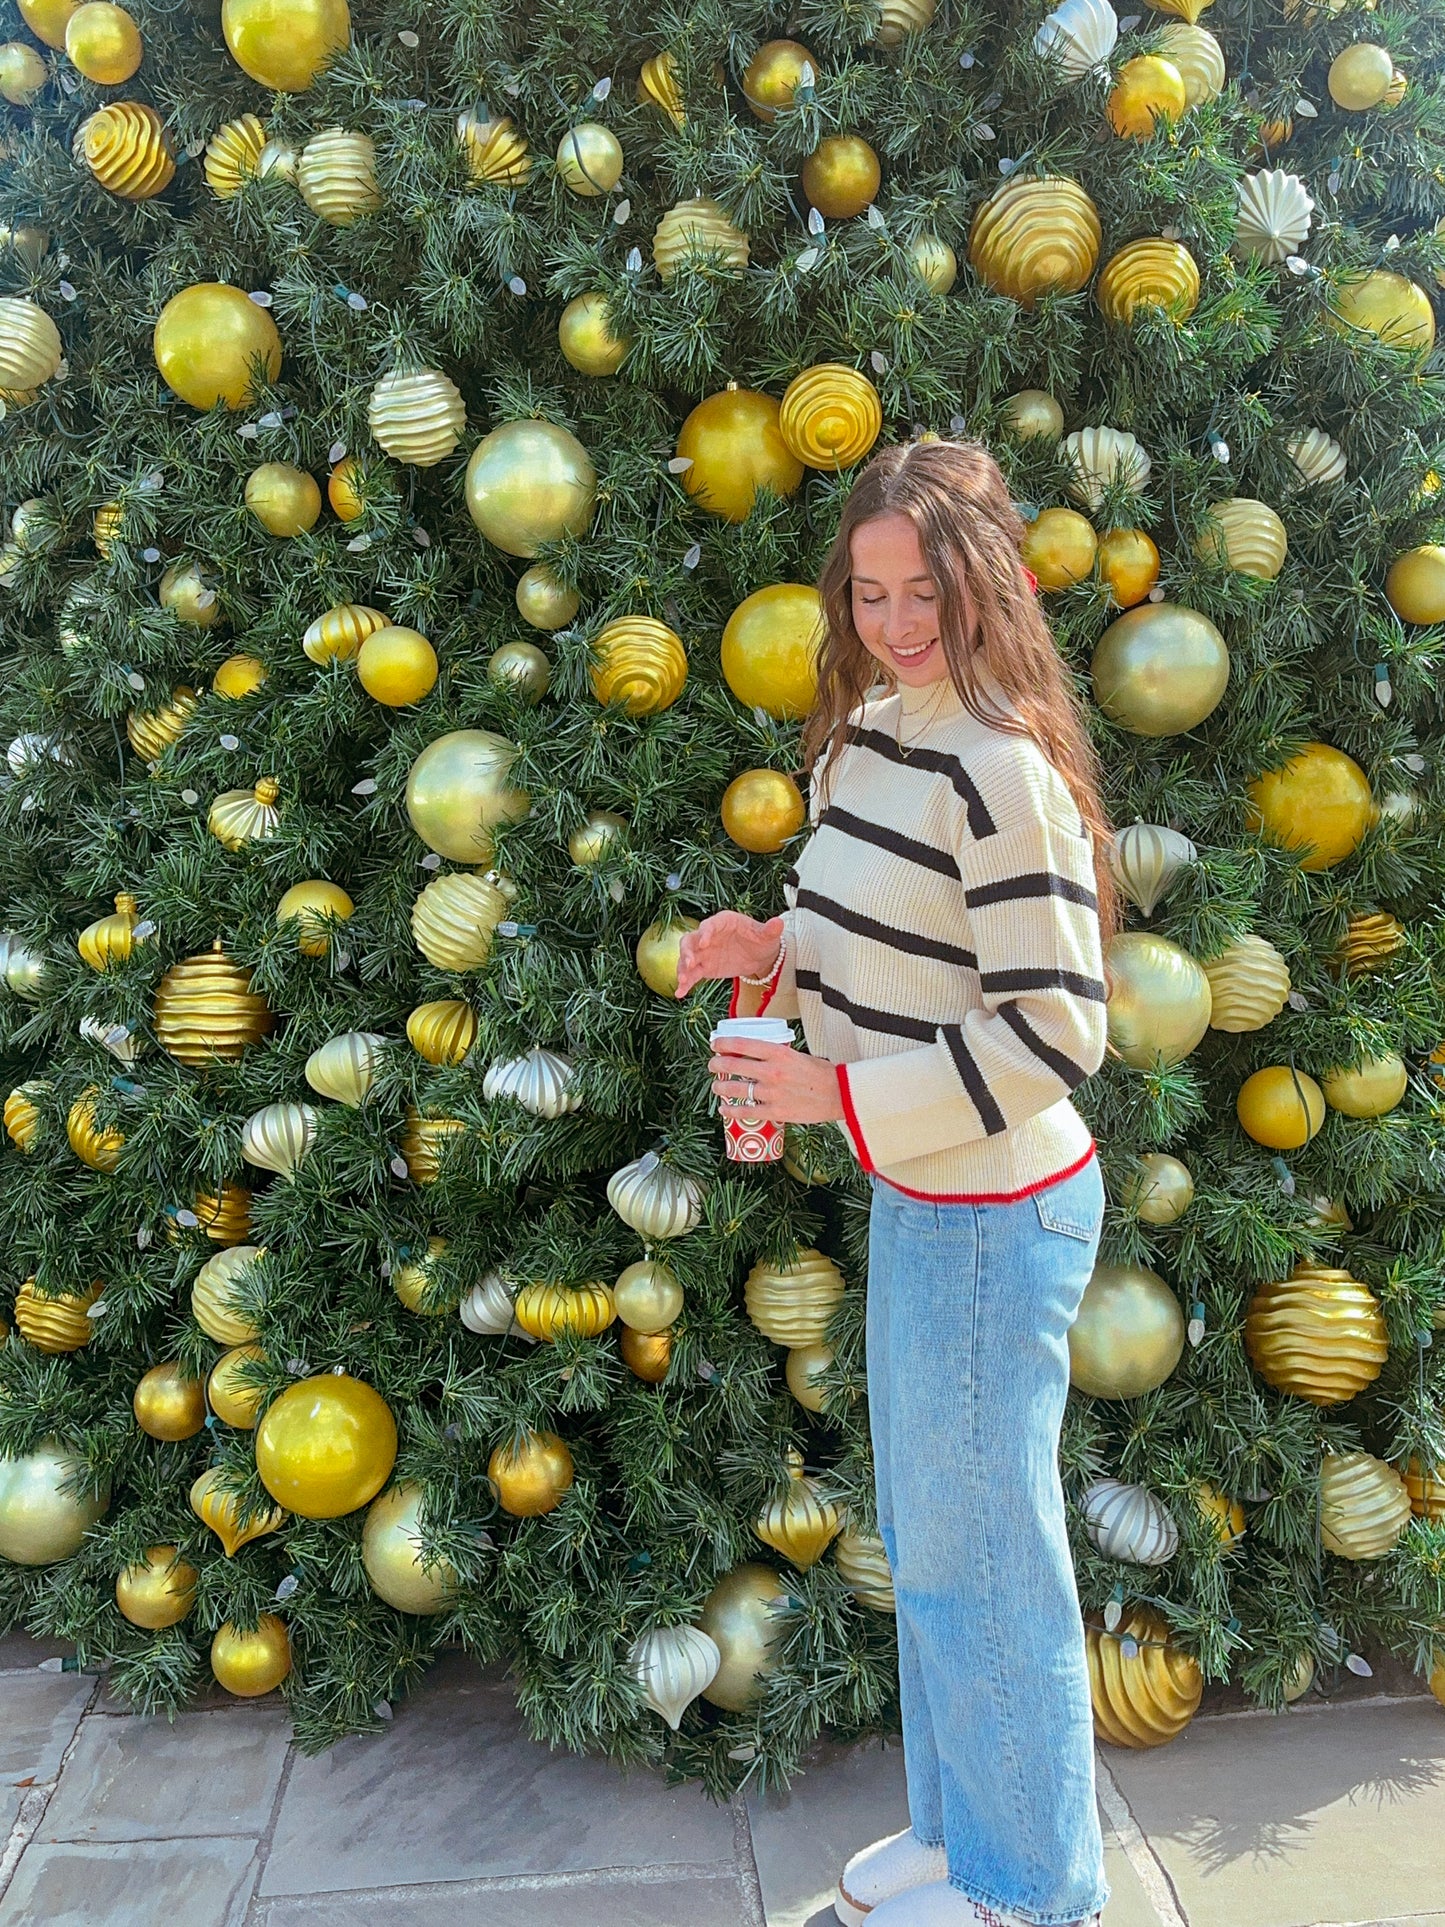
[836,790,1108,1172]
[730,906,800,1020]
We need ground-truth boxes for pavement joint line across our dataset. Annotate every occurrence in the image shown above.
[241,1738,299,1925]
[731,1793,769,1927]
[1194,1690,1427,1723]
[0,1671,103,1905]
[255,1862,744,1900]
[1094,1751,1189,1927]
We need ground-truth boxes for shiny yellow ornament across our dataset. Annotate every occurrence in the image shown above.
[802,135,880,221]
[721,769,806,854]
[1120,1153,1195,1224]
[743,39,815,120]
[275,879,353,957]
[620,1325,672,1382]
[4,1082,45,1152]
[406,999,476,1066]
[92,499,124,556]
[257,137,298,181]
[1385,546,1445,625]
[0,1442,106,1565]
[1155,23,1226,106]
[1245,1265,1387,1405]
[487,641,551,704]
[1002,390,1064,441]
[697,1562,791,1710]
[116,1547,197,1629]
[1097,528,1160,608]
[1021,508,1097,591]
[221,0,348,91]
[653,195,750,280]
[0,40,48,103]
[556,122,623,197]
[1105,932,1212,1067]
[591,616,688,715]
[1195,1482,1245,1548]
[745,1248,846,1347]
[489,1428,574,1517]
[637,51,685,128]
[211,1615,291,1696]
[1108,55,1188,137]
[909,235,957,294]
[160,559,220,627]
[209,776,281,850]
[1335,910,1404,977]
[568,810,627,865]
[1321,1053,1407,1117]
[67,1089,124,1171]
[363,1482,459,1613]
[1096,238,1199,324]
[1069,1263,1185,1399]
[298,127,380,225]
[16,0,77,49]
[1197,498,1288,580]
[327,456,364,521]
[244,462,321,538]
[154,284,282,411]
[190,1181,253,1246]
[780,363,882,470]
[189,1466,283,1557]
[675,387,801,521]
[0,224,48,267]
[127,685,197,762]
[1320,1450,1411,1559]
[1328,42,1394,111]
[1327,270,1436,359]
[204,113,267,198]
[212,655,267,699]
[357,626,438,707]
[77,891,141,972]
[14,1278,100,1352]
[1405,1457,1445,1521]
[1245,743,1373,870]
[613,1259,684,1334]
[514,1280,616,1342]
[410,872,510,973]
[405,729,528,865]
[209,1345,266,1428]
[1236,1065,1325,1149]
[400,1107,467,1183]
[515,564,579,631]
[968,176,1101,306]
[367,368,466,468]
[1202,933,1290,1032]
[721,583,823,719]
[466,419,596,557]
[785,1343,836,1414]
[154,942,275,1064]
[65,2,140,82]
[456,111,530,185]
[392,1237,451,1316]
[1087,1608,1202,1748]
[558,291,629,376]
[302,601,386,666]
[756,1450,841,1570]
[80,100,174,200]
[1092,603,1229,737]
[191,1245,263,1344]
[635,916,700,998]
[256,1373,397,1520]
[835,1526,894,1610]
[132,1361,206,1440]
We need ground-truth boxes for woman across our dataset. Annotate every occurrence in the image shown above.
[675,438,1119,1927]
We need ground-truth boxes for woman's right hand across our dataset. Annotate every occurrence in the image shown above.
[675,912,783,998]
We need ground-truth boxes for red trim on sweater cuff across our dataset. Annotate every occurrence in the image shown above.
[872,1141,1097,1206]
[835,1065,877,1175]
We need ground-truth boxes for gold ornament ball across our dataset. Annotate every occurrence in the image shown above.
[65,2,141,83]
[721,768,806,854]
[1328,41,1394,111]
[1105,932,1212,1068]
[1097,528,1161,608]
[1087,1607,1202,1748]
[328,457,364,521]
[590,616,688,714]
[368,368,465,468]
[132,1361,206,1440]
[488,641,551,704]
[1320,1450,1411,1560]
[406,999,476,1065]
[697,1562,791,1710]
[613,1259,684,1334]
[297,127,381,225]
[1108,55,1188,137]
[968,176,1101,307]
[515,564,579,631]
[1321,1053,1407,1117]
[209,1345,266,1427]
[780,362,882,470]
[653,196,750,281]
[213,655,267,699]
[221,0,348,91]
[16,0,77,49]
[620,1326,672,1381]
[1328,270,1436,359]
[636,916,700,998]
[489,1429,574,1517]
[456,111,530,185]
[159,559,219,627]
[1245,1265,1388,1405]
[558,291,629,376]
[1003,390,1065,441]
[80,100,174,200]
[1236,1065,1326,1149]
[1244,743,1373,871]
[466,419,596,558]
[357,626,438,707]
[1096,238,1200,326]
[802,135,880,220]
[1120,1152,1195,1224]
[0,1441,107,1564]
[556,122,623,197]
[154,284,282,412]
[115,1546,197,1629]
[743,39,815,120]
[204,113,267,198]
[1196,1482,1245,1548]
[245,463,321,538]
[1069,1263,1185,1399]
[1,40,47,105]
[568,810,627,866]
[910,235,957,294]
[405,728,528,864]
[255,1373,397,1520]
[211,1615,291,1696]
[276,879,353,957]
[722,583,824,720]
[1385,546,1445,625]
[363,1482,459,1614]
[785,1343,835,1414]
[675,387,803,522]
[1021,508,1097,591]
[1196,498,1288,580]
[1092,603,1229,737]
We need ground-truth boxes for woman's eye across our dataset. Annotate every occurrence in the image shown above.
[857,596,885,608]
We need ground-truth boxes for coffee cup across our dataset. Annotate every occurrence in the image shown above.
[709,1017,795,1163]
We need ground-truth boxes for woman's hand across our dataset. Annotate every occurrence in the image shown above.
[709,1038,845,1125]
[675,912,783,998]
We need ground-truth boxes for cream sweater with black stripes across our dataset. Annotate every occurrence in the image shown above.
[751,664,1108,1202]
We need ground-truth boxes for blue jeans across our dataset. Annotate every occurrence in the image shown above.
[867,1155,1108,1927]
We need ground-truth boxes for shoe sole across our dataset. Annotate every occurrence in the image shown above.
[834,1888,868,1927]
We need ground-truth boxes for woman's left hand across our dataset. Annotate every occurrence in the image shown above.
[709,1039,845,1125]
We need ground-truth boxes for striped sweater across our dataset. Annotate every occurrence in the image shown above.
[748,664,1108,1201]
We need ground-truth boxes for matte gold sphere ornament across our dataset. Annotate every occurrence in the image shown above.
[910,235,957,294]
[1087,1608,1202,1748]
[189,1466,284,1557]
[0,1442,107,1564]
[568,810,627,866]
[745,1247,846,1346]
[16,0,78,50]
[153,941,276,1064]
[721,583,824,719]
[1405,1458,1445,1521]
[456,111,531,184]
[1020,508,1097,591]
[132,1361,206,1440]
[489,1428,574,1517]
[115,1547,197,1629]
[1244,743,1373,871]
[245,463,321,537]
[1319,1450,1411,1560]
[1327,41,1394,112]
[77,891,142,972]
[221,0,348,91]
[1092,603,1229,737]
[621,1327,673,1382]
[276,879,353,957]
[613,1260,684,1334]
[779,363,882,470]
[204,113,267,198]
[406,729,528,865]
[127,685,197,763]
[637,50,685,128]
[406,999,476,1066]
[191,1245,264,1344]
[1245,1265,1388,1405]
[1120,1153,1195,1225]
[1156,22,1225,104]
[515,564,579,631]
[1385,546,1445,625]
[558,292,629,376]
[363,1482,459,1613]
[67,1090,125,1171]
[1096,238,1199,324]
[211,1615,291,1696]
[1069,1263,1185,1399]
[1202,933,1291,1032]
[1002,390,1065,441]
[302,601,387,666]
[357,626,438,707]
[14,1277,101,1351]
[410,871,510,972]
[255,1373,397,1519]
[755,1451,842,1569]
[209,1345,266,1427]
[1104,932,1212,1067]
[675,387,802,520]
[1097,528,1161,608]
[65,2,141,82]
[488,641,551,703]
[80,100,174,200]
[835,1527,895,1611]
[209,776,282,850]
[466,418,596,557]
[1236,1065,1325,1149]
[1327,270,1436,359]
[1196,498,1288,580]
[1108,53,1187,137]
[968,175,1102,306]
[1320,1053,1407,1117]
[721,769,806,854]
[514,1280,616,1342]
[0,41,48,106]
[697,1562,791,1710]
[635,916,700,998]
[743,38,815,120]
[297,127,381,225]
[802,135,880,220]
[367,368,466,468]
[154,284,282,411]
[1336,910,1405,977]
[607,1152,705,1240]
[160,559,220,627]
[591,616,688,715]
[556,122,623,197]
[652,195,750,281]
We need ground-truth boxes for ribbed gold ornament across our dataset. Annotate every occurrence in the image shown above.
[406,998,476,1065]
[1201,933,1290,1032]
[191,1244,263,1343]
[367,368,465,468]
[410,871,510,972]
[606,1154,704,1239]
[1087,1608,1202,1748]
[192,1181,253,1245]
[968,176,1101,306]
[1156,22,1225,104]
[1335,911,1405,977]
[873,0,936,44]
[1196,498,1288,580]
[514,1280,617,1342]
[209,776,281,851]
[126,686,197,762]
[652,195,749,280]
[80,100,174,200]
[302,601,387,665]
[1245,1266,1388,1405]
[1096,238,1199,325]
[298,127,382,225]
[0,297,63,401]
[1320,1450,1411,1560]
[401,1107,467,1183]
[638,51,685,127]
[456,111,531,184]
[1405,1457,1445,1521]
[745,1248,845,1346]
[153,941,276,1065]
[67,1088,124,1170]
[77,892,142,972]
[778,363,882,470]
[590,616,688,714]
[204,114,267,197]
[755,1451,842,1569]
[834,1526,895,1610]
[1146,0,1213,21]
[13,1278,100,1352]
[305,1031,384,1107]
[189,1466,284,1558]
[4,1082,45,1151]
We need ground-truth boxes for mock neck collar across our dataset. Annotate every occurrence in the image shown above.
[895,654,1017,723]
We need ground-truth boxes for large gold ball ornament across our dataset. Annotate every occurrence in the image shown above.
[1096,238,1200,325]
[127,685,197,762]
[405,729,528,865]
[779,363,882,470]
[591,616,688,714]
[456,111,530,185]
[1020,508,1097,591]
[16,0,77,48]
[721,769,806,854]
[1202,933,1291,1032]
[221,0,348,91]
[910,235,957,294]
[558,292,629,376]
[208,776,281,851]
[1244,743,1373,870]
[80,100,174,200]
[675,387,802,521]
[620,1326,672,1382]
[1120,1153,1195,1224]
[153,941,276,1065]
[556,122,622,196]
[1108,54,1188,137]
[14,1278,99,1351]
[968,176,1102,306]
[297,127,380,225]
[204,113,267,198]
[244,463,321,537]
[636,916,701,998]
[1196,498,1288,580]
[1236,1065,1325,1149]
[745,1248,845,1346]
[1321,1053,1407,1117]
[1087,1608,1202,1748]
[743,39,815,120]
[1069,1263,1185,1399]
[1327,270,1436,359]
[153,284,282,411]
[1002,390,1064,441]
[255,1373,396,1520]
[406,999,477,1066]
[637,50,685,128]
[302,601,386,666]
[802,135,880,220]
[0,1442,107,1564]
[1328,42,1394,111]
[721,583,823,719]
[65,2,141,83]
[276,879,353,957]
[211,1616,291,1696]
[515,564,579,631]
[1092,603,1229,737]
[652,196,750,280]
[209,1345,266,1428]
[1245,1265,1387,1405]
[1320,1450,1411,1560]
[697,1562,791,1710]
[132,1361,206,1440]
[489,1429,574,1517]
[488,641,551,703]
[67,1090,125,1171]
[1105,932,1212,1067]
[568,810,628,866]
[160,559,220,627]
[0,41,48,105]
[613,1259,684,1334]
[367,369,466,468]
[1097,528,1160,608]
[466,419,596,557]
[116,1547,197,1629]
[357,626,438,707]
[363,1482,459,1614]
[410,872,510,972]
[1385,546,1445,625]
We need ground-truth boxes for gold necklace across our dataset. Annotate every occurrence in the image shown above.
[894,678,949,758]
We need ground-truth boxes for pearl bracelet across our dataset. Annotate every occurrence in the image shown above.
[739,931,786,988]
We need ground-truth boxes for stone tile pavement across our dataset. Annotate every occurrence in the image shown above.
[0,1629,1440,1927]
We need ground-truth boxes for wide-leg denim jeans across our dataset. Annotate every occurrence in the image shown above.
[867,1154,1108,1927]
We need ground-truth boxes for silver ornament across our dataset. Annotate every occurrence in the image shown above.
[627,1623,722,1730]
[1082,1477,1179,1567]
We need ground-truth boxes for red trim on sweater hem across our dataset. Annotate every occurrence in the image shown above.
[871,1140,1096,1206]
[835,1064,877,1174]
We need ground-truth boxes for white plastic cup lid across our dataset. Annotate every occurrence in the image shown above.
[710,1017,795,1045]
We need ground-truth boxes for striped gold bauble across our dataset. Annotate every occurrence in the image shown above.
[1244,1265,1388,1405]
[968,175,1101,307]
[744,1248,846,1346]
[191,1245,263,1344]
[637,51,685,128]
[1320,1450,1411,1560]
[652,195,749,281]
[410,872,510,972]
[590,616,688,715]
[513,1280,617,1342]
[1202,933,1291,1032]
[406,998,477,1065]
[0,297,63,402]
[14,1278,101,1353]
[297,127,382,225]
[1155,22,1225,104]
[1095,238,1200,325]
[456,111,531,185]
[755,1451,842,1570]
[1334,910,1405,977]
[204,114,267,198]
[77,893,141,972]
[1406,1456,1445,1521]
[1086,1607,1202,1748]
[208,777,281,851]
[153,941,276,1065]
[191,1182,253,1245]
[367,368,465,467]
[779,362,883,470]
[4,1082,46,1151]
[302,601,387,665]
[834,1526,895,1611]
[79,100,175,200]
[126,686,197,762]
[67,1088,125,1170]
[400,1107,467,1184]
[1196,498,1289,580]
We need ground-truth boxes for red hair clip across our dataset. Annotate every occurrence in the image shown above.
[1021,566,1039,596]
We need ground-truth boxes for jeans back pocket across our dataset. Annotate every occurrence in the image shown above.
[1035,1164,1103,1241]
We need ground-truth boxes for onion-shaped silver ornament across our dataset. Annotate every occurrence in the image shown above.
[627,1624,722,1730]
[240,1101,317,1177]
[607,1152,704,1240]
[1062,427,1151,508]
[481,1048,581,1119]
[79,1015,147,1063]
[305,1031,387,1105]
[1082,1477,1179,1567]
[1110,822,1197,917]
[458,1269,534,1341]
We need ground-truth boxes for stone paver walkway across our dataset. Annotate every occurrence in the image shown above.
[0,1631,1440,1927]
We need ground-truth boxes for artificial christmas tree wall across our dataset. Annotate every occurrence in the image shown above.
[1,0,1444,1788]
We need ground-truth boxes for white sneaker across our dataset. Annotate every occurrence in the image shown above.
[836,1828,949,1926]
[865,1882,1100,1927]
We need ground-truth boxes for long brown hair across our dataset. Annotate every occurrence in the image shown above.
[803,437,1121,944]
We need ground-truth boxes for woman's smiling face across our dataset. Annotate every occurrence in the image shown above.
[848,510,951,687]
